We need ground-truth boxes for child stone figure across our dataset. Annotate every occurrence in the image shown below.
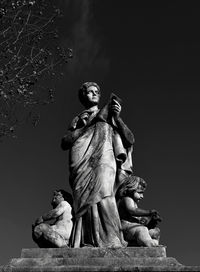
[117,175,161,247]
[32,190,73,248]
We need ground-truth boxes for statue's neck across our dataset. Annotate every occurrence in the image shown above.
[85,105,99,112]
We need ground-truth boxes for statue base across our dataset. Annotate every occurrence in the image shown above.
[1,246,200,271]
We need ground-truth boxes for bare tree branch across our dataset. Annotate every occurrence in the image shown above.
[0,0,72,139]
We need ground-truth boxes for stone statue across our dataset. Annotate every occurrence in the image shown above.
[116,175,161,247]
[32,190,73,248]
[61,82,134,248]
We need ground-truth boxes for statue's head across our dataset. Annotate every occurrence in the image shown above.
[78,82,101,108]
[116,175,147,203]
[51,189,73,208]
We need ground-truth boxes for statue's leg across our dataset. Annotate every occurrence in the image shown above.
[149,227,160,242]
[97,196,127,248]
[32,223,51,247]
[43,228,68,248]
[32,223,68,248]
[134,226,158,247]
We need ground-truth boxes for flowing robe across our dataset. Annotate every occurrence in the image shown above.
[61,103,134,247]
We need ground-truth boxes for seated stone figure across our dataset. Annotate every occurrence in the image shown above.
[32,190,73,248]
[116,175,161,247]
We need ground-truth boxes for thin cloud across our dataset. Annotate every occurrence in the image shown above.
[62,0,110,79]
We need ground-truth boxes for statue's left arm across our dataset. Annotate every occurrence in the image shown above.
[34,202,68,225]
[61,127,85,150]
[42,202,67,221]
[61,114,90,150]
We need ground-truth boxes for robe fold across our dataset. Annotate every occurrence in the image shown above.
[62,101,134,248]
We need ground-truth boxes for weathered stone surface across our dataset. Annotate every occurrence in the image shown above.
[8,256,181,267]
[2,263,200,272]
[62,85,135,249]
[20,246,167,258]
[1,247,200,272]
[32,190,73,248]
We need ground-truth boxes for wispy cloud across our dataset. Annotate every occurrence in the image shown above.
[61,0,110,79]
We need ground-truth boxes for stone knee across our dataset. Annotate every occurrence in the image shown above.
[149,227,160,241]
[136,226,154,247]
[33,223,47,239]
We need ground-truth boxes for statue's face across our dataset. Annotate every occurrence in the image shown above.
[133,190,144,203]
[84,85,100,107]
[51,191,64,207]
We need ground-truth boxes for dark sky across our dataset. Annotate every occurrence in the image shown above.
[1,0,200,266]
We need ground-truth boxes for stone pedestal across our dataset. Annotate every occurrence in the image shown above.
[1,246,200,271]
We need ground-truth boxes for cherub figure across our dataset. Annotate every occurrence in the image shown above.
[116,175,161,247]
[32,190,73,248]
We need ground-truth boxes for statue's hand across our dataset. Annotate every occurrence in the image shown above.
[143,210,162,229]
[150,210,162,222]
[110,99,121,119]
[77,112,89,127]
[150,209,158,216]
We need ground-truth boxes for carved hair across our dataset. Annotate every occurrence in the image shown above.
[116,175,147,200]
[78,82,101,106]
[56,189,73,206]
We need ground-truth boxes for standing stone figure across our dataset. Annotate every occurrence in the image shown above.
[32,190,73,248]
[61,82,134,248]
[116,175,161,247]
